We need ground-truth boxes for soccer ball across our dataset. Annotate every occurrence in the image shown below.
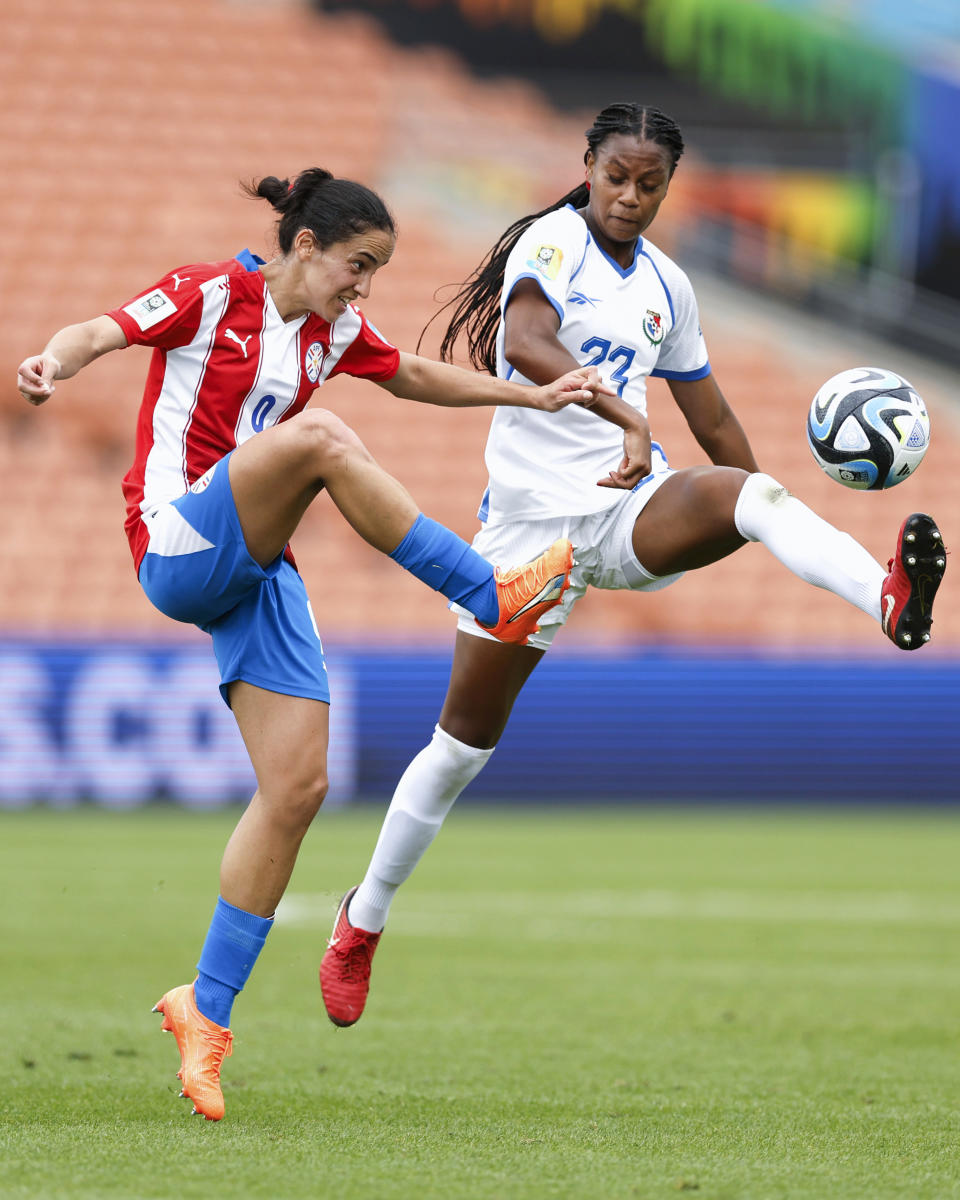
[806,367,930,490]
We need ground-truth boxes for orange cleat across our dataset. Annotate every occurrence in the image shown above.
[478,537,574,645]
[880,513,946,650]
[153,982,233,1121]
[319,887,381,1028]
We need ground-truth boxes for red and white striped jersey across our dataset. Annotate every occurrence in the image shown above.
[107,249,400,570]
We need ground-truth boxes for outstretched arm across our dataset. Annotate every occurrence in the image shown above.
[667,374,760,472]
[17,315,128,405]
[380,349,612,413]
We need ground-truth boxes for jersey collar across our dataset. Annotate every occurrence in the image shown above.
[235,247,266,272]
[565,204,643,279]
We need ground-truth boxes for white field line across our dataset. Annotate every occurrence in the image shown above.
[277,888,960,932]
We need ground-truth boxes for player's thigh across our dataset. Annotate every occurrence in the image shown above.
[631,466,749,576]
[440,631,544,749]
[229,680,331,805]
[139,453,278,627]
[229,409,368,565]
[212,562,331,811]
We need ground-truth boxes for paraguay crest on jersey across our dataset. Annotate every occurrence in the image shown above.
[305,341,325,383]
[528,244,563,281]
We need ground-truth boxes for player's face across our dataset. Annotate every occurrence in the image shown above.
[302,227,396,322]
[584,135,673,257]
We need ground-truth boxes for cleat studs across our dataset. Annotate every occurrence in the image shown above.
[932,530,941,540]
[922,632,931,642]
[902,632,913,646]
[905,531,916,542]
[906,555,916,566]
[937,558,945,568]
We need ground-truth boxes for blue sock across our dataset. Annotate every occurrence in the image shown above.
[389,514,499,625]
[194,897,274,1027]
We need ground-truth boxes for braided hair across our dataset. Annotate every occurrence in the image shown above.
[431,104,684,374]
[244,168,395,253]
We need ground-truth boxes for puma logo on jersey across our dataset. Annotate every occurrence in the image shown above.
[224,329,252,357]
[171,274,191,290]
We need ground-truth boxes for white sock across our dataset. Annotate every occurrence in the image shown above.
[734,472,885,622]
[348,725,494,932]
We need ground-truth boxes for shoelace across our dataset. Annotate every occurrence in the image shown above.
[497,563,548,609]
[196,1024,233,1065]
[329,932,376,982]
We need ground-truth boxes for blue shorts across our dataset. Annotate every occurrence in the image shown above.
[138,453,329,705]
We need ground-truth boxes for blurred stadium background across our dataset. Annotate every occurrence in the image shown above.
[1,0,957,808]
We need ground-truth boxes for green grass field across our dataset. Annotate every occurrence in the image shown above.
[2,805,960,1200]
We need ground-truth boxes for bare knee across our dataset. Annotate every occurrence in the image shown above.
[635,466,751,574]
[289,409,372,478]
[698,465,751,510]
[260,767,329,839]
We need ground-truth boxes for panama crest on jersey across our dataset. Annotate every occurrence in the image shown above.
[643,309,664,346]
[305,341,325,383]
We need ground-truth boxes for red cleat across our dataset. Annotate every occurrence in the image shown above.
[880,513,946,650]
[319,887,382,1028]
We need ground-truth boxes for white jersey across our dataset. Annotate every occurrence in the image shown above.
[480,204,710,522]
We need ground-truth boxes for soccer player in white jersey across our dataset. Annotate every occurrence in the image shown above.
[319,103,947,1028]
[16,168,618,1120]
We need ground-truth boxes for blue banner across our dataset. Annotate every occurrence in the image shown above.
[0,640,955,806]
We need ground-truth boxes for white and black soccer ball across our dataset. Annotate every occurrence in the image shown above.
[806,367,930,490]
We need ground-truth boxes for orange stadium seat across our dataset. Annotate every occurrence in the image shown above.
[0,0,956,652]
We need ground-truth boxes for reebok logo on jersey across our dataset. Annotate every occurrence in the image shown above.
[123,288,177,332]
[224,329,252,357]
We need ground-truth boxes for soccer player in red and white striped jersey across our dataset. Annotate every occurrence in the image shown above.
[17,167,612,1120]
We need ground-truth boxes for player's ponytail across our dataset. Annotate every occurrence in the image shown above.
[427,103,684,375]
[244,169,395,254]
[428,182,588,374]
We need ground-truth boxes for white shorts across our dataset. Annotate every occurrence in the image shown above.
[455,465,684,651]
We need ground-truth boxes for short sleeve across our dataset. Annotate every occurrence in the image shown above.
[502,209,586,326]
[648,259,711,381]
[106,268,208,350]
[330,310,400,382]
